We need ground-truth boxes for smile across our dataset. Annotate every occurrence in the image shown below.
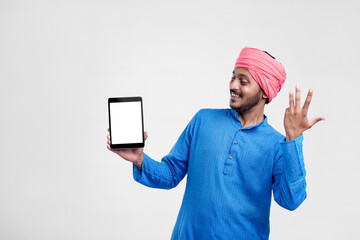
[231,92,241,98]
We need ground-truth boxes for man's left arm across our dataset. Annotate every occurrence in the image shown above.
[272,135,306,211]
[272,85,325,210]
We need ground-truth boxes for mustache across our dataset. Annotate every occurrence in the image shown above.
[230,89,243,98]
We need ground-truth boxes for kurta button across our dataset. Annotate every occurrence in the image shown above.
[235,114,237,116]
[239,129,242,132]
[234,141,237,144]
[229,156,232,159]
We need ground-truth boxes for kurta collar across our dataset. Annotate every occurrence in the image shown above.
[229,108,268,130]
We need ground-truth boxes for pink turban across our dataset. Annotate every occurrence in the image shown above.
[234,47,286,103]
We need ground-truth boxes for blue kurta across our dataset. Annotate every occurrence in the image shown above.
[133,108,307,240]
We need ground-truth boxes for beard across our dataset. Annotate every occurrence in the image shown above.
[230,88,262,114]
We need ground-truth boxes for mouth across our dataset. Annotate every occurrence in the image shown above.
[230,90,241,99]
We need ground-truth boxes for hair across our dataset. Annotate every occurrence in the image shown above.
[263,50,276,59]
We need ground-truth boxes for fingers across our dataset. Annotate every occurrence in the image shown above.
[144,131,148,140]
[106,129,111,150]
[295,85,301,110]
[303,89,313,114]
[289,91,294,111]
[309,116,326,128]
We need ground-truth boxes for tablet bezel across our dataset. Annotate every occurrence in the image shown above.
[108,96,145,149]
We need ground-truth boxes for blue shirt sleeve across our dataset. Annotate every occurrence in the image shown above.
[132,110,200,189]
[272,134,307,211]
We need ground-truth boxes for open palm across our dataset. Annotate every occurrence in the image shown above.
[284,85,325,141]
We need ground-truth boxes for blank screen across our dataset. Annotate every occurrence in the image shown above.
[110,101,143,144]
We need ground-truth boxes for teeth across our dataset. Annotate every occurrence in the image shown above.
[231,92,240,97]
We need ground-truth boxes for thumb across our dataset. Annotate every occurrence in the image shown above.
[144,131,149,140]
[309,116,326,128]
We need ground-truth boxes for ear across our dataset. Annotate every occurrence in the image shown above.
[261,89,268,102]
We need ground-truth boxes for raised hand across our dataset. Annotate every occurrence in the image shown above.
[284,85,325,141]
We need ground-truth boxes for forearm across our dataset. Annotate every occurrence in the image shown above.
[133,152,188,190]
[281,135,306,182]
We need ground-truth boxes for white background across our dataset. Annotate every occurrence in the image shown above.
[110,101,143,144]
[0,0,359,239]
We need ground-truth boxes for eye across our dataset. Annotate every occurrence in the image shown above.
[240,80,247,85]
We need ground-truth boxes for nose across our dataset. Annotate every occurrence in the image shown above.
[230,78,240,90]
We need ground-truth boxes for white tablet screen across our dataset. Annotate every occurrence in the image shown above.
[110,101,143,144]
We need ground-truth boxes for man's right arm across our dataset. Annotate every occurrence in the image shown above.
[132,111,200,189]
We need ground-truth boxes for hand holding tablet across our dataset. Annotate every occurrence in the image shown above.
[107,97,147,169]
[107,129,148,170]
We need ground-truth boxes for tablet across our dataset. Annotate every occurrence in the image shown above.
[108,97,145,149]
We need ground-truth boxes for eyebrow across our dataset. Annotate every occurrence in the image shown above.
[232,70,250,80]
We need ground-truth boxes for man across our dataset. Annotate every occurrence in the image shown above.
[107,47,324,239]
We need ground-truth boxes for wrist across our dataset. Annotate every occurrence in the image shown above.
[286,133,302,141]
[134,153,144,169]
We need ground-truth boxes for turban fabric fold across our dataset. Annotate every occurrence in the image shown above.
[234,47,286,103]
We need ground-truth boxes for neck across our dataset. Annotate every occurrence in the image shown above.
[237,102,265,128]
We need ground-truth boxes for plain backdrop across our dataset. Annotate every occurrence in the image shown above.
[1,0,359,239]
